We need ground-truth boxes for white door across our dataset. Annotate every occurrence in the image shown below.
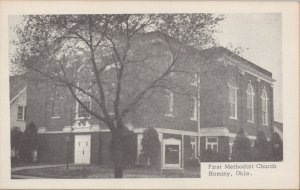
[74,135,91,164]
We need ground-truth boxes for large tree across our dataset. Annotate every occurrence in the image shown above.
[11,14,223,177]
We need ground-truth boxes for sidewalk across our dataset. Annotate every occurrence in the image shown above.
[12,164,74,172]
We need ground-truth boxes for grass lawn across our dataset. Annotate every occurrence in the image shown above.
[12,165,200,178]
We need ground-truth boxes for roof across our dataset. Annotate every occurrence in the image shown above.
[200,47,273,78]
[9,74,27,101]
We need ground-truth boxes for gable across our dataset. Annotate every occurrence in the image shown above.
[10,74,27,102]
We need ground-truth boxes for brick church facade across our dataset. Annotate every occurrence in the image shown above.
[20,32,276,170]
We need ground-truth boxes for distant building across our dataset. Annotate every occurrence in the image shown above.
[10,74,27,132]
[10,74,27,158]
[12,32,279,169]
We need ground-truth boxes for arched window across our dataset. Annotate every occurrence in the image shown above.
[228,78,238,119]
[76,65,92,119]
[246,83,255,122]
[261,89,268,126]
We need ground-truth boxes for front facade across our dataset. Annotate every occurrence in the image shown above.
[20,35,277,170]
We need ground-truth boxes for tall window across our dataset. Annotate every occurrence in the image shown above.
[165,90,174,117]
[206,137,218,152]
[228,79,238,119]
[76,65,92,119]
[246,83,254,122]
[190,137,197,158]
[50,86,63,118]
[190,96,197,120]
[77,100,91,118]
[17,105,26,120]
[191,73,198,86]
[261,89,268,126]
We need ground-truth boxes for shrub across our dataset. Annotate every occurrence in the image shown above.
[122,130,136,167]
[253,131,271,161]
[11,127,23,159]
[18,122,37,162]
[141,128,161,167]
[231,128,252,162]
[185,158,200,169]
[270,132,283,161]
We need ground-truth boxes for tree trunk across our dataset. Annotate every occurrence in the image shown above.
[111,122,127,178]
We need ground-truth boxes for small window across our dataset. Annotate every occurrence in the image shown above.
[206,137,218,152]
[190,96,197,120]
[17,106,25,121]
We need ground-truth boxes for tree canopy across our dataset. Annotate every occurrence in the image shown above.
[11,14,223,128]
[11,14,224,177]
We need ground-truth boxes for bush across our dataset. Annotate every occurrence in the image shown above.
[18,122,37,162]
[253,131,271,161]
[11,127,23,159]
[270,132,283,161]
[122,130,136,167]
[185,158,200,169]
[141,128,161,167]
[231,128,252,162]
[200,148,226,162]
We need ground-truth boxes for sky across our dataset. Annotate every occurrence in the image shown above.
[215,13,282,122]
[9,13,282,122]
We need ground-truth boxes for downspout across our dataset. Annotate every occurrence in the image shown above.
[197,71,201,177]
[257,79,260,131]
[44,81,48,129]
[240,71,243,129]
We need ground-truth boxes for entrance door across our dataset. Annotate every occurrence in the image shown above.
[74,135,91,164]
[163,138,181,169]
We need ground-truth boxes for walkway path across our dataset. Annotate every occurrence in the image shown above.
[12,164,74,172]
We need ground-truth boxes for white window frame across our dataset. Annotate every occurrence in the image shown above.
[136,134,143,163]
[228,83,238,120]
[206,137,218,152]
[165,90,174,117]
[261,89,269,126]
[17,105,26,121]
[76,99,92,119]
[246,83,255,123]
[75,65,92,120]
[190,96,197,121]
[50,86,63,119]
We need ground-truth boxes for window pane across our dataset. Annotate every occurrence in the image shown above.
[17,106,23,120]
[78,100,91,118]
[262,111,266,124]
[229,86,237,118]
